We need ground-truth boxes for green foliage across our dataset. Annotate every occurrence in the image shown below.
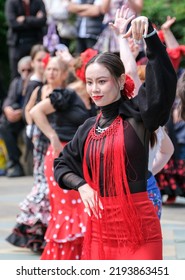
[143,0,185,69]
[143,0,185,43]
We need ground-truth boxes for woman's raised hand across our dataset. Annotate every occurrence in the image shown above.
[109,5,135,35]
[161,16,176,31]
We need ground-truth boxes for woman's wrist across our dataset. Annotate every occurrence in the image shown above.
[48,132,58,141]
[143,28,157,39]
[141,19,157,40]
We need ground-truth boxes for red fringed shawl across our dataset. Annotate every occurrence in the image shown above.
[82,114,145,259]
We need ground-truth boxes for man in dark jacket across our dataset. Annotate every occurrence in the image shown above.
[68,0,107,54]
[0,56,32,177]
[5,0,47,79]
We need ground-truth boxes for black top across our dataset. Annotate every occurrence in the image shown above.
[54,28,177,194]
[49,88,97,142]
[22,79,43,123]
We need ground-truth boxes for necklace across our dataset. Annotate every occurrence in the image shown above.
[95,126,108,133]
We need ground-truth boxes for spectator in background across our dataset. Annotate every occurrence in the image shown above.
[5,0,47,80]
[157,16,185,78]
[43,0,77,49]
[0,73,7,116]
[67,0,110,54]
[94,0,143,55]
[0,56,32,178]
[154,16,185,204]
[156,71,185,204]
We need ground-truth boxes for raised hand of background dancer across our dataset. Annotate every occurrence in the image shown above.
[109,5,135,35]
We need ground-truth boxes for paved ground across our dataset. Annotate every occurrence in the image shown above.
[0,175,185,260]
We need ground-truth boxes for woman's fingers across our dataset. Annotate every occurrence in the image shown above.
[84,205,91,217]
[124,17,149,43]
[88,193,103,219]
[79,184,103,219]
[142,19,149,38]
[83,195,103,219]
[123,25,132,38]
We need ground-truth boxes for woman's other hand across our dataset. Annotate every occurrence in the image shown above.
[109,5,135,35]
[78,183,103,219]
[50,134,64,158]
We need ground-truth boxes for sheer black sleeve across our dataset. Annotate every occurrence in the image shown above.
[137,22,177,132]
[61,173,86,190]
[54,117,96,190]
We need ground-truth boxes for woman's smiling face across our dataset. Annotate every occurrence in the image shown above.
[85,63,122,107]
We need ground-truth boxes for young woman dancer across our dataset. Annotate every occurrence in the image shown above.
[6,52,61,253]
[30,54,97,260]
[54,7,177,259]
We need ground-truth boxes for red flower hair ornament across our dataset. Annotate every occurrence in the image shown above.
[123,74,135,98]
[75,48,98,83]
[76,49,135,98]
[42,53,50,68]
